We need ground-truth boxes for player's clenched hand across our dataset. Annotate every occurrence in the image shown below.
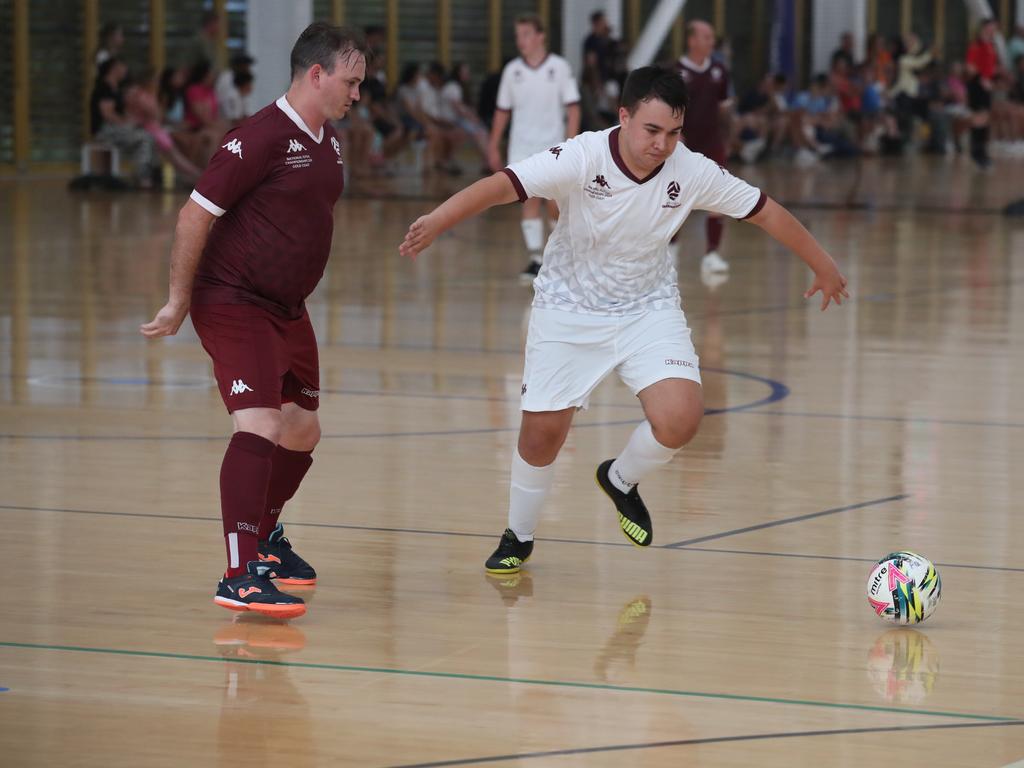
[140,302,189,338]
[399,214,441,260]
[804,267,850,311]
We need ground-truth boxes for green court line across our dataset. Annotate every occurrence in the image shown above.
[0,640,1016,723]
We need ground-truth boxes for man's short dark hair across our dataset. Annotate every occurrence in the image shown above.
[590,11,605,24]
[515,14,544,34]
[620,66,688,116]
[290,22,368,79]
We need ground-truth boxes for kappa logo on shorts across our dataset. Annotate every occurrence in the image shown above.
[664,358,694,368]
[300,387,320,399]
[521,383,527,395]
[229,379,254,395]
[222,138,243,159]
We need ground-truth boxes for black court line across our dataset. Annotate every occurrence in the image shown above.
[386,720,1024,767]
[4,500,1023,575]
[663,494,910,548]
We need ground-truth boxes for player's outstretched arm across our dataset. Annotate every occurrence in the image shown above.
[746,196,850,311]
[140,199,216,338]
[400,172,521,260]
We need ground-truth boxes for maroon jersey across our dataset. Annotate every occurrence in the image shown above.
[190,96,345,319]
[676,56,729,154]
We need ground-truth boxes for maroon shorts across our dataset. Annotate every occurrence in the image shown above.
[191,304,320,413]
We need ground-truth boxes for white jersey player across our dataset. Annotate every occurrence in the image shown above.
[401,67,848,573]
[488,14,580,283]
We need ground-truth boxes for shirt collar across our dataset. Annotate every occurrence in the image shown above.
[275,94,324,144]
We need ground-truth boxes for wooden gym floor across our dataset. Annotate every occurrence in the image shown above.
[1,153,1023,766]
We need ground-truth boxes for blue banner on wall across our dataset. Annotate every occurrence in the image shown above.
[770,0,796,81]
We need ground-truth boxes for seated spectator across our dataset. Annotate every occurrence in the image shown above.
[413,61,464,174]
[90,58,156,187]
[124,67,203,181]
[94,22,124,71]
[733,72,788,162]
[579,62,615,132]
[184,58,228,163]
[358,59,409,169]
[216,53,255,123]
[791,74,858,163]
[441,62,492,171]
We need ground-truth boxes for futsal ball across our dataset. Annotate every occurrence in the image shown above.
[865,551,941,624]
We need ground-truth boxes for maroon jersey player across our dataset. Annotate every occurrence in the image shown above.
[141,23,367,619]
[676,20,732,276]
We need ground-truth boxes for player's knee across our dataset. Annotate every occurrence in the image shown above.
[650,410,702,450]
[518,428,566,466]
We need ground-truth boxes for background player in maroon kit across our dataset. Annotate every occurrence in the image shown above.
[140,23,367,619]
[676,20,732,276]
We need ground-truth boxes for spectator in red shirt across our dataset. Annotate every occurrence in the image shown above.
[141,23,368,619]
[966,18,1000,166]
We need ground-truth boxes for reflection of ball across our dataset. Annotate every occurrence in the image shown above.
[866,551,941,624]
[866,629,940,705]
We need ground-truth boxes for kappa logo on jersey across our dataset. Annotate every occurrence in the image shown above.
[547,67,556,81]
[287,139,307,153]
[711,66,723,81]
[585,173,612,200]
[548,145,562,158]
[229,379,254,395]
[222,138,243,158]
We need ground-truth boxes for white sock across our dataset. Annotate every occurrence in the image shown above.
[521,218,544,261]
[609,421,678,493]
[508,450,555,541]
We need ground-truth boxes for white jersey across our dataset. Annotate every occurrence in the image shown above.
[496,53,580,160]
[504,127,765,315]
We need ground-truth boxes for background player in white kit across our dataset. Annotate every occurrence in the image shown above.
[487,14,580,282]
[402,67,848,572]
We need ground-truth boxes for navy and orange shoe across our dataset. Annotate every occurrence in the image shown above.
[214,561,306,619]
[258,523,317,586]
[596,459,653,547]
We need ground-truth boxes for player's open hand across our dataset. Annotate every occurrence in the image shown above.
[399,214,440,260]
[140,301,189,338]
[805,268,850,311]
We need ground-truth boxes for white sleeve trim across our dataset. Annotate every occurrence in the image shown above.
[190,189,226,217]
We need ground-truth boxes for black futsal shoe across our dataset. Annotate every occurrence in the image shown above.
[214,561,307,619]
[485,528,534,574]
[258,523,317,585]
[519,259,542,284]
[596,459,653,547]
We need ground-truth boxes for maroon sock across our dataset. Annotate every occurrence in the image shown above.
[259,447,314,541]
[220,431,276,578]
[706,216,724,252]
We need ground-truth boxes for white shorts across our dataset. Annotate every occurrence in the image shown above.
[521,307,701,412]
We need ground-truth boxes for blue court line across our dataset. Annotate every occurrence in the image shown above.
[0,367,789,442]
[387,720,1024,767]
[663,495,910,548]
[2,501,1021,575]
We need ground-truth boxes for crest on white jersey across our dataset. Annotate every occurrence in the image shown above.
[287,139,307,153]
[222,139,243,158]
